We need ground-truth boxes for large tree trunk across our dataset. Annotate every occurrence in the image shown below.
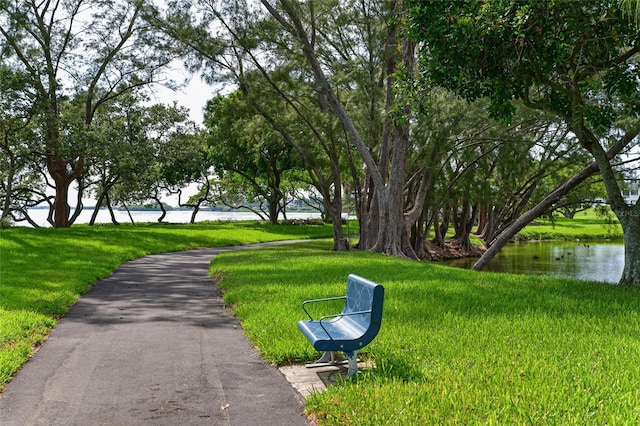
[1,154,16,225]
[579,126,640,286]
[268,197,279,225]
[330,163,348,252]
[324,198,348,251]
[475,203,488,236]
[266,0,416,258]
[373,87,414,258]
[452,200,477,251]
[51,176,71,228]
[47,154,84,228]
[431,208,449,249]
[325,158,348,251]
[619,210,640,285]
[359,176,378,250]
[374,187,405,256]
[481,205,507,244]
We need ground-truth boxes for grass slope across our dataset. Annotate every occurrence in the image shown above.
[213,241,640,425]
[519,211,623,241]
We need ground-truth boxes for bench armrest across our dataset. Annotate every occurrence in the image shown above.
[318,309,372,338]
[301,296,347,320]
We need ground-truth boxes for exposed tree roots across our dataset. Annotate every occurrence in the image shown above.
[421,240,486,261]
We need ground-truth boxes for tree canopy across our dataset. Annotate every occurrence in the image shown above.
[0,0,177,227]
[408,0,640,284]
[3,0,639,284]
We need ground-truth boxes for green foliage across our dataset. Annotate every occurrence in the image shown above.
[86,94,197,207]
[547,168,607,219]
[408,0,640,127]
[1,0,180,227]
[204,90,307,222]
[213,241,640,424]
[0,64,43,223]
[594,204,622,237]
[408,0,640,283]
[620,0,640,27]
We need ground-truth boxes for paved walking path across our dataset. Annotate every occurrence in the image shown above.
[0,242,311,426]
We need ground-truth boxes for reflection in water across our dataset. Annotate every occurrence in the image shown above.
[444,241,624,284]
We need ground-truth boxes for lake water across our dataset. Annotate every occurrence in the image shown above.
[444,240,625,284]
[19,208,323,228]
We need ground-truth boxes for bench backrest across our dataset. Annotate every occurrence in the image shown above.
[343,274,384,338]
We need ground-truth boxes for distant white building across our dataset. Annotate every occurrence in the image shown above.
[623,182,639,205]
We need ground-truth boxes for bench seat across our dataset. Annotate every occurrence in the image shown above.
[297,274,384,377]
[297,315,368,352]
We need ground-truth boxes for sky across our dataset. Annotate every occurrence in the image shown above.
[148,74,215,125]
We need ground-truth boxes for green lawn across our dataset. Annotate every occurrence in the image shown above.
[1,214,635,424]
[213,241,640,424]
[0,221,333,388]
[519,211,623,241]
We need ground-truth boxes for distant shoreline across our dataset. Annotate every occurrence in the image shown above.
[17,208,323,228]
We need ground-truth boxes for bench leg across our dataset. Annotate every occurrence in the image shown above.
[305,351,348,368]
[345,350,359,378]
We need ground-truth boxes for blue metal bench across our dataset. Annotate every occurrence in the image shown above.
[297,274,384,377]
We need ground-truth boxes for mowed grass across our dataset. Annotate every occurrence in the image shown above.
[0,221,333,388]
[520,211,623,241]
[1,213,634,423]
[212,241,640,425]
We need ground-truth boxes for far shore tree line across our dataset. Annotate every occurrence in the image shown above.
[1,0,639,284]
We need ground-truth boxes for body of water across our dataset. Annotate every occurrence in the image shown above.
[19,208,323,228]
[444,240,625,284]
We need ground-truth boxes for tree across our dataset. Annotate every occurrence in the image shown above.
[402,87,583,260]
[152,0,389,250]
[0,65,42,226]
[81,92,199,225]
[204,92,304,224]
[155,0,590,259]
[159,131,212,225]
[106,103,201,224]
[259,0,428,258]
[409,0,640,284]
[470,112,593,243]
[0,0,174,227]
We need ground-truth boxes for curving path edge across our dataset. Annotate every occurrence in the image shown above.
[0,241,310,426]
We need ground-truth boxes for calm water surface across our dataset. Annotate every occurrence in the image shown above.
[444,241,625,284]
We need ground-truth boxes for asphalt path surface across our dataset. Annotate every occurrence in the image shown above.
[0,242,310,426]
